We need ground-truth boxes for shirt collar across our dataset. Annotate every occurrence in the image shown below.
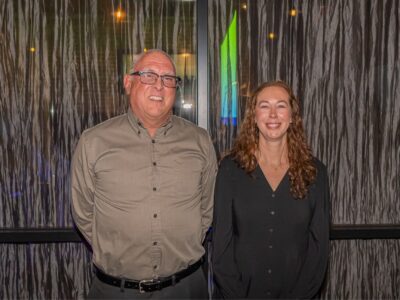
[127,108,174,136]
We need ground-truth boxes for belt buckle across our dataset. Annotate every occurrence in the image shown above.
[139,279,154,293]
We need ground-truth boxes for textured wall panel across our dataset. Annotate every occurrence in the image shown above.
[322,240,400,299]
[209,0,400,224]
[0,0,197,228]
[0,243,91,299]
[0,0,196,298]
[208,0,399,299]
[1,0,399,299]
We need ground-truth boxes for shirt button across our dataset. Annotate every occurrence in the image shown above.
[267,269,272,274]
[153,187,157,191]
[268,245,273,249]
[272,193,275,198]
[153,162,157,166]
[153,265,157,269]
[152,139,155,143]
[270,210,275,215]
[267,291,271,296]
[153,213,157,218]
[153,241,157,246]
[269,228,274,233]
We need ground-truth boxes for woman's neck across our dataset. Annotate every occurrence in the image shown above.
[256,138,289,169]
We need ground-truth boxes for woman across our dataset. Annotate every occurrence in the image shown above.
[212,81,330,299]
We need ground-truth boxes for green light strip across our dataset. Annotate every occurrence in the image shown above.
[220,10,237,125]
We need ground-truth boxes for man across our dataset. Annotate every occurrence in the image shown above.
[71,49,217,298]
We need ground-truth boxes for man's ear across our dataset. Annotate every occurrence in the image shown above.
[123,74,132,95]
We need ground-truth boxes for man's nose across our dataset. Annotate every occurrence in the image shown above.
[154,76,163,89]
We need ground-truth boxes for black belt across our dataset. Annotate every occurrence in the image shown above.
[94,258,203,293]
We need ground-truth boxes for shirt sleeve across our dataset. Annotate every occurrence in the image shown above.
[212,159,248,299]
[200,135,218,241]
[288,164,331,299]
[70,132,95,244]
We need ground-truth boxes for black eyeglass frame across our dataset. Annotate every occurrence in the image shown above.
[130,71,182,88]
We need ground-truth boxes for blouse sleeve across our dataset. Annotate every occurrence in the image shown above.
[211,159,248,299]
[288,163,331,299]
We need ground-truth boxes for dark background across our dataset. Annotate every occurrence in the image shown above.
[0,0,399,298]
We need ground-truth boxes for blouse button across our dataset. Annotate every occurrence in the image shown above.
[272,193,275,198]
[270,210,275,215]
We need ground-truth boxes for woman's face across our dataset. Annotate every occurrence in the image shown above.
[255,85,292,143]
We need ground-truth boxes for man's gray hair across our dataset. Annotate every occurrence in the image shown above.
[131,49,176,74]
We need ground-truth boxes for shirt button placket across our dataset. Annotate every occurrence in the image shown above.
[151,211,161,276]
[151,139,158,193]
[150,137,161,276]
[267,192,275,281]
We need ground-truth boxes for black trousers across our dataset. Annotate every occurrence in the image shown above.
[87,267,208,299]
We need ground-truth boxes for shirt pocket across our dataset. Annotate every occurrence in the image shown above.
[171,157,204,201]
[95,163,150,206]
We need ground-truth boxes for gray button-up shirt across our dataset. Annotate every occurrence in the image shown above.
[71,109,217,280]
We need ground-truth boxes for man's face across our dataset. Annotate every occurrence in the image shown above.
[124,52,177,127]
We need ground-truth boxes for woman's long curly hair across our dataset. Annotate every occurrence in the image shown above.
[231,80,316,199]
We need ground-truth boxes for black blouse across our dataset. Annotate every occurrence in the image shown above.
[212,157,330,299]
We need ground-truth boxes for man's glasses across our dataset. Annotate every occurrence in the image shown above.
[130,71,182,88]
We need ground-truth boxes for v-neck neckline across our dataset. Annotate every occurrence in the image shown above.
[256,164,288,193]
